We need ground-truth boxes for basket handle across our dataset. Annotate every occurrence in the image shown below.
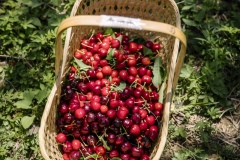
[55,15,186,90]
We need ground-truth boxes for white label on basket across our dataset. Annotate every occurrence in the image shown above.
[100,15,143,30]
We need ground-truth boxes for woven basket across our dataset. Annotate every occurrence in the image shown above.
[39,0,186,159]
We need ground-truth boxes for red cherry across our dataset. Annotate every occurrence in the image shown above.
[127,56,137,66]
[138,67,147,77]
[62,153,70,160]
[63,141,73,153]
[100,105,108,114]
[56,133,67,143]
[139,109,148,119]
[74,108,86,119]
[119,70,128,81]
[117,106,129,120]
[152,43,161,52]
[91,101,101,111]
[148,125,159,140]
[100,41,110,50]
[145,40,153,48]
[96,32,104,41]
[95,146,106,156]
[137,44,143,52]
[111,39,121,48]
[154,102,163,111]
[96,71,104,80]
[74,50,82,59]
[128,66,138,76]
[130,124,141,136]
[109,149,119,158]
[141,57,151,66]
[146,115,155,126]
[102,65,112,76]
[99,59,108,67]
[139,121,148,131]
[129,42,138,53]
[72,139,82,150]
[101,86,110,96]
[140,154,150,160]
[142,75,152,85]
[106,109,116,119]
[131,146,143,157]
[69,151,81,160]
[111,70,119,78]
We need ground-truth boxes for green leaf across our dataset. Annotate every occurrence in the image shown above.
[51,0,62,6]
[14,100,32,109]
[173,152,188,160]
[111,158,121,160]
[118,82,126,90]
[159,77,167,103]
[182,5,193,10]
[133,37,146,44]
[35,88,48,103]
[21,115,35,129]
[74,58,91,71]
[182,18,197,26]
[180,64,194,78]
[104,28,114,36]
[31,17,41,27]
[194,9,205,22]
[143,46,154,57]
[177,127,187,138]
[152,57,162,89]
[189,79,197,89]
[106,48,115,61]
[116,35,123,44]
[23,90,37,102]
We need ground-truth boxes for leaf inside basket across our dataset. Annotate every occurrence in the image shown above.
[74,58,91,71]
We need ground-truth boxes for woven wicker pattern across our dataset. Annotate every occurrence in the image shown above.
[39,0,185,159]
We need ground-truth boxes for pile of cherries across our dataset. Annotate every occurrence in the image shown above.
[56,30,164,160]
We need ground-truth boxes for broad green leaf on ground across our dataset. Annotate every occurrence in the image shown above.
[152,56,162,89]
[14,100,32,109]
[31,17,41,27]
[21,115,35,129]
[210,79,228,98]
[182,18,197,26]
[181,5,193,10]
[74,58,91,71]
[176,126,187,138]
[173,152,188,160]
[180,64,194,78]
[35,88,49,103]
[14,90,38,109]
[23,90,38,102]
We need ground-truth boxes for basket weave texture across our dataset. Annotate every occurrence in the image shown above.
[39,0,186,159]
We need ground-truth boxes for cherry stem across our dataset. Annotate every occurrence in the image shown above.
[76,49,85,54]
[81,43,93,49]
[97,38,102,43]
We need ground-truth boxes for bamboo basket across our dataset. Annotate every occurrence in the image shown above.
[39,0,187,159]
